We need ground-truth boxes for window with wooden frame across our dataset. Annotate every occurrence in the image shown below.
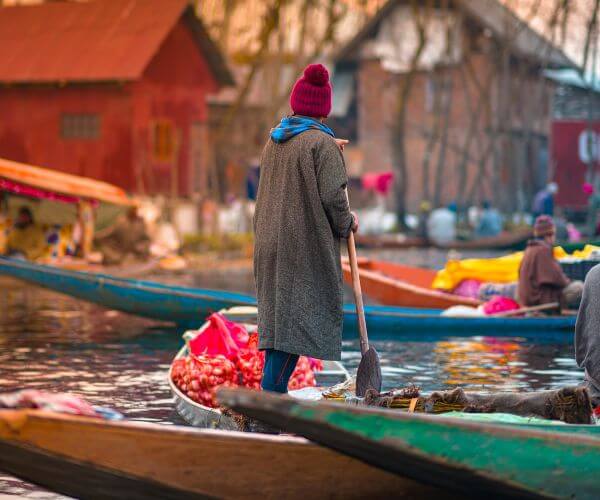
[151,119,177,162]
[60,113,100,140]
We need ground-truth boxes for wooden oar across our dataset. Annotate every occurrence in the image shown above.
[347,228,382,397]
[490,302,560,318]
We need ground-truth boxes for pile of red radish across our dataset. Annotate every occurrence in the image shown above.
[171,355,237,408]
[171,314,322,408]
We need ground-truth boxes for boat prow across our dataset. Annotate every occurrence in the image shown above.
[0,409,438,499]
[221,388,600,500]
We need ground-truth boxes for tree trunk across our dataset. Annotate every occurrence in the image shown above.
[392,0,428,229]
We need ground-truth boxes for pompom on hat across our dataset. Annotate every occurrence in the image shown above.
[533,215,556,238]
[290,64,332,118]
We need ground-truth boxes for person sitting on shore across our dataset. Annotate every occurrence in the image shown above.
[575,265,600,407]
[7,206,46,261]
[518,215,583,311]
[474,200,502,238]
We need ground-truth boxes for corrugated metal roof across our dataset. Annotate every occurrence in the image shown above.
[0,0,233,84]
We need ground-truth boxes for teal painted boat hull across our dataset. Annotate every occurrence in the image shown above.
[559,239,600,253]
[0,257,256,325]
[221,389,600,499]
[0,257,576,339]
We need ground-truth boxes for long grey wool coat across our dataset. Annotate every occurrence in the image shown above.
[575,264,600,404]
[253,129,353,360]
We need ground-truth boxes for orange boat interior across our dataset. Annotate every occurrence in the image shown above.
[342,257,480,309]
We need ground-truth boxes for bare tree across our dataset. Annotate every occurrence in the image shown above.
[391,0,430,229]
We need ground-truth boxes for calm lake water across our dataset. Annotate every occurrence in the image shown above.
[0,248,584,497]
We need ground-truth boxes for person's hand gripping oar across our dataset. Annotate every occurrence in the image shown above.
[344,189,382,398]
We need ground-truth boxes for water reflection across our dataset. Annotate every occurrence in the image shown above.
[0,263,585,497]
[434,338,524,389]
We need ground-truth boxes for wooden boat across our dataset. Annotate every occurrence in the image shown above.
[0,256,576,337]
[0,256,256,328]
[341,257,481,309]
[355,229,531,251]
[0,409,441,499]
[435,229,532,251]
[222,389,600,499]
[354,233,426,249]
[169,307,351,429]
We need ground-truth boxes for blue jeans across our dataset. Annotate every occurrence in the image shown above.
[261,349,299,393]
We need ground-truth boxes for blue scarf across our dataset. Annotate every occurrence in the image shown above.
[270,116,335,143]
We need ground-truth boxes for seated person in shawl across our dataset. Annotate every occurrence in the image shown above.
[518,215,583,311]
[95,207,151,265]
[474,200,502,238]
[7,207,47,261]
[575,265,600,407]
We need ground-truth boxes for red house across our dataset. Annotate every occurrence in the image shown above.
[0,0,233,197]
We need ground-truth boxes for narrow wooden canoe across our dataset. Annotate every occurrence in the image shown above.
[169,307,351,429]
[435,229,532,251]
[355,230,531,251]
[0,257,576,337]
[221,389,600,500]
[354,234,426,249]
[0,256,256,328]
[0,409,445,499]
[341,258,481,309]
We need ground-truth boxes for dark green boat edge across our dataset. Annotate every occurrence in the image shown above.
[220,390,561,499]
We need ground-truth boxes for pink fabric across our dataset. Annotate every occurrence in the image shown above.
[583,183,594,195]
[482,296,521,315]
[290,64,332,118]
[0,390,99,417]
[361,172,394,195]
[452,279,482,299]
[0,178,79,204]
[567,223,581,242]
[189,313,249,361]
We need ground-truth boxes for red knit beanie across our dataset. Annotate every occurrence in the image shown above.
[534,215,555,238]
[290,64,332,118]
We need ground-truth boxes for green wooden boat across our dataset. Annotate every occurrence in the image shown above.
[560,239,600,253]
[220,389,600,499]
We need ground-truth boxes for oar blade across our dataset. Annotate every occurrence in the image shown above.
[356,346,382,397]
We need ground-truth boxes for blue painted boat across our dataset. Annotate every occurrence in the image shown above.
[0,256,255,326]
[349,304,575,341]
[0,257,576,338]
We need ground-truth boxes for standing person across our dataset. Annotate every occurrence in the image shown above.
[254,63,358,393]
[532,182,558,218]
[518,215,583,310]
